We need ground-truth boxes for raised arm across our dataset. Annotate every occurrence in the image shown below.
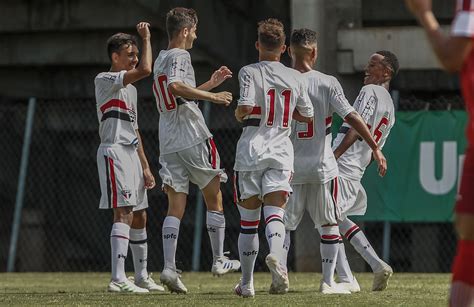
[169,82,232,106]
[405,0,472,72]
[197,66,233,91]
[123,22,153,86]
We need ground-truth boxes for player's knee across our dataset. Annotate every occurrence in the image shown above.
[132,209,147,227]
[113,207,133,225]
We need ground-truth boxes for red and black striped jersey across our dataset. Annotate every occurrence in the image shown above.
[95,70,138,146]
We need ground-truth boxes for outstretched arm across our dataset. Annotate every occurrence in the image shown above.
[198,66,233,91]
[405,0,472,72]
[169,82,232,106]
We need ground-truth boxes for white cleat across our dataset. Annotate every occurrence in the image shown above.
[265,253,289,294]
[372,262,393,291]
[129,273,165,292]
[160,268,188,294]
[107,279,149,293]
[212,254,241,276]
[337,276,361,293]
[234,280,255,298]
[319,281,351,294]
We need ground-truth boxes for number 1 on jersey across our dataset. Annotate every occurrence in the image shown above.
[153,74,177,112]
[266,88,292,128]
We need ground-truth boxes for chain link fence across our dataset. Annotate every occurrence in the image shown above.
[0,94,462,273]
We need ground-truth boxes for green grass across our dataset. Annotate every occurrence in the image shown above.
[0,272,449,306]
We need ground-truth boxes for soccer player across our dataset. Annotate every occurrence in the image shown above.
[233,19,314,298]
[95,22,164,293]
[153,7,240,294]
[332,51,399,292]
[406,0,474,305]
[282,28,388,294]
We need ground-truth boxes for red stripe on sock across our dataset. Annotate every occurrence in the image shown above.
[321,234,340,240]
[241,220,260,227]
[345,225,359,239]
[265,214,282,224]
[111,235,129,240]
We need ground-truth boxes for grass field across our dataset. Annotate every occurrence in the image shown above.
[0,272,449,306]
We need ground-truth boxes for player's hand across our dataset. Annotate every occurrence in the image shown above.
[143,168,156,189]
[211,91,232,106]
[372,148,387,177]
[136,22,151,40]
[405,0,432,17]
[235,108,245,123]
[209,66,233,88]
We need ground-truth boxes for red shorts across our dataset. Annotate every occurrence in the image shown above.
[456,146,474,214]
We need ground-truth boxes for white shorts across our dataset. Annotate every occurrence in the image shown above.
[97,144,148,210]
[337,176,367,220]
[284,178,340,230]
[159,138,228,194]
[233,168,293,202]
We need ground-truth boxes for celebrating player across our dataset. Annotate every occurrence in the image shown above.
[233,19,314,298]
[332,50,399,292]
[95,22,163,293]
[282,28,388,294]
[153,7,240,294]
[405,0,474,305]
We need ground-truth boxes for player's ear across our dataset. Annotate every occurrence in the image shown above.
[288,46,293,59]
[111,52,119,64]
[255,41,259,51]
[280,44,287,54]
[182,27,188,38]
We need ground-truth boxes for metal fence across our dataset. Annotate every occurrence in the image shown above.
[0,94,462,274]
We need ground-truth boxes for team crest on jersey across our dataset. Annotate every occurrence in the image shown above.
[121,189,132,199]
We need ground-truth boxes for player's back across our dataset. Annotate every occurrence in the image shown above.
[291,70,354,184]
[234,61,313,171]
[153,48,211,155]
[95,71,138,146]
[333,84,395,181]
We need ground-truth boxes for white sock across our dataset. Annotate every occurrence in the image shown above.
[237,205,261,286]
[320,225,340,286]
[282,229,291,269]
[206,210,225,260]
[263,205,286,263]
[129,228,148,282]
[336,237,354,283]
[110,222,130,282]
[339,218,383,272]
[162,216,180,271]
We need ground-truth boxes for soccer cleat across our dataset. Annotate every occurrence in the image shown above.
[234,280,255,298]
[265,253,289,294]
[107,279,149,293]
[319,280,351,294]
[160,268,188,294]
[212,253,241,276]
[372,262,393,291]
[337,276,361,293]
[129,273,165,292]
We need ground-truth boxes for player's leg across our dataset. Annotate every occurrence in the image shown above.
[185,138,239,275]
[315,179,350,294]
[450,148,474,306]
[281,184,306,271]
[233,170,263,298]
[334,235,360,292]
[158,153,189,293]
[261,169,293,294]
[339,217,392,291]
[98,146,148,293]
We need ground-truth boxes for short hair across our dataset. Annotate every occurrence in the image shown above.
[290,28,317,48]
[106,33,137,61]
[376,50,399,77]
[166,7,198,39]
[257,18,286,50]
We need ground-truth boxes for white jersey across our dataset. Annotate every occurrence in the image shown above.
[234,61,314,171]
[95,70,138,146]
[333,84,395,181]
[153,48,212,155]
[291,70,355,184]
